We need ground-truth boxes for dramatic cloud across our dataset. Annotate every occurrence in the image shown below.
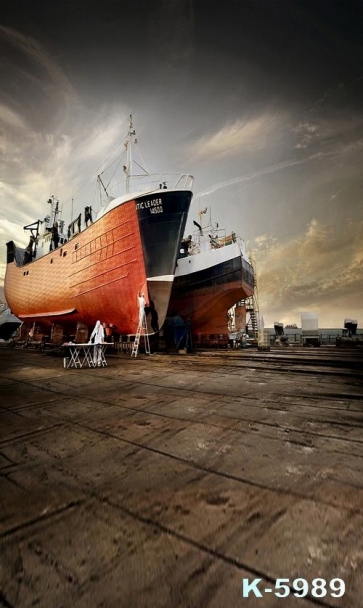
[188,113,284,164]
[1,110,130,203]
[0,104,28,130]
[0,25,75,197]
[0,26,131,218]
[193,150,343,201]
[292,122,319,149]
[292,111,363,154]
[254,219,363,326]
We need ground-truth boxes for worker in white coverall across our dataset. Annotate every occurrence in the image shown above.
[138,293,146,327]
[89,320,105,366]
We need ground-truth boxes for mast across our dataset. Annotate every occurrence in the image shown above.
[47,195,60,227]
[197,207,208,230]
[124,114,136,194]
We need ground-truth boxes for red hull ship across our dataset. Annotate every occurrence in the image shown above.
[5,118,193,337]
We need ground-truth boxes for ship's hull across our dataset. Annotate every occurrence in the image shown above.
[168,242,254,334]
[5,190,192,335]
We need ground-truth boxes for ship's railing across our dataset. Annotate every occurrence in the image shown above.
[172,174,194,190]
[187,225,238,255]
[107,173,194,198]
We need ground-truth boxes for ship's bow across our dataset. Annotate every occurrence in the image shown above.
[136,189,192,330]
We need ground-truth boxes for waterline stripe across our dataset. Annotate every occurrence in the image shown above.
[147,275,174,282]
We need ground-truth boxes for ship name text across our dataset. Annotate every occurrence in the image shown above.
[136,198,164,214]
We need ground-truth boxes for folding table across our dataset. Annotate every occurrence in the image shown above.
[65,343,108,368]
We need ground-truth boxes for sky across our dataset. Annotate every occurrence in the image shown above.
[0,0,362,327]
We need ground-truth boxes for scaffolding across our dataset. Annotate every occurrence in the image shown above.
[239,255,260,339]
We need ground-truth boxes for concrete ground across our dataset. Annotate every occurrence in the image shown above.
[0,344,363,608]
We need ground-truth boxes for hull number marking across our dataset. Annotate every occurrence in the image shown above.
[136,198,164,214]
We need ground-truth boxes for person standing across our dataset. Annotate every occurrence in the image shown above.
[50,222,59,251]
[138,293,146,327]
[89,320,105,366]
[84,206,93,227]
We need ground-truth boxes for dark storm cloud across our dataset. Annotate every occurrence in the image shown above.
[147,0,194,85]
[0,24,77,130]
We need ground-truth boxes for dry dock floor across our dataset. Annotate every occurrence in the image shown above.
[0,345,363,608]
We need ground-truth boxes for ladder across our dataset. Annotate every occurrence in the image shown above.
[131,314,150,357]
[246,296,259,338]
[238,295,259,339]
[239,254,260,339]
